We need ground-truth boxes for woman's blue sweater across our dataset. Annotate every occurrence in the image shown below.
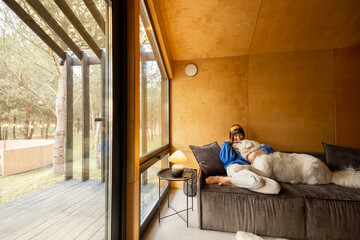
[220,141,274,170]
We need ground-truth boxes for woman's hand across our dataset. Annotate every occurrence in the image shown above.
[247,149,265,163]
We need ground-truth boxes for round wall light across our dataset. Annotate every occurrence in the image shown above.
[185,63,198,77]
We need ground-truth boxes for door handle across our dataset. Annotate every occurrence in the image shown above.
[94,117,106,122]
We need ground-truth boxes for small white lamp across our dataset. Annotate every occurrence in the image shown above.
[169,150,188,177]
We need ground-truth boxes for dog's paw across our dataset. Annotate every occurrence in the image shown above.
[289,180,301,184]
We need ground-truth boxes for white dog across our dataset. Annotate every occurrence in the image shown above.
[232,140,360,188]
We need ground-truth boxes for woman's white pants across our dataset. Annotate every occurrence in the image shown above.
[226,164,281,194]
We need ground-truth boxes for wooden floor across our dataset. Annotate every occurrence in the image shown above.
[0,179,106,240]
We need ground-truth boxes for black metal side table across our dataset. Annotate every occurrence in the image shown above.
[157,168,196,227]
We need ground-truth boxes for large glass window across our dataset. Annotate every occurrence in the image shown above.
[139,3,169,158]
[139,0,170,235]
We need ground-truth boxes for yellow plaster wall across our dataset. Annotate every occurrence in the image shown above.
[170,56,249,170]
[335,46,360,148]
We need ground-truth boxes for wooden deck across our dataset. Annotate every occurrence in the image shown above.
[0,179,106,240]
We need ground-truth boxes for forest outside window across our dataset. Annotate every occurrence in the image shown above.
[139,2,169,159]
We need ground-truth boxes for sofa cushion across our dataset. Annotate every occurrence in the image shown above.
[322,142,360,171]
[200,183,306,239]
[189,141,226,176]
[306,198,360,240]
[268,184,360,240]
[200,182,360,239]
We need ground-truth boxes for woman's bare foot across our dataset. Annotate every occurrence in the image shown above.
[206,176,233,186]
[205,176,223,184]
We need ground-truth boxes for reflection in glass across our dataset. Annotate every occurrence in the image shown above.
[140,155,169,224]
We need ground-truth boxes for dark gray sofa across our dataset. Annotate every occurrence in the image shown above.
[190,143,360,240]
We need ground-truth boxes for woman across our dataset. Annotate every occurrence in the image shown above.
[206,124,281,194]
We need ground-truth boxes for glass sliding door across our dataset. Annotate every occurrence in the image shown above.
[0,0,112,239]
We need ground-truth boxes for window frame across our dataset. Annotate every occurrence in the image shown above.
[138,0,171,235]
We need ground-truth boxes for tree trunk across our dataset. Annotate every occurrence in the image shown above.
[94,113,101,169]
[40,120,44,138]
[52,64,66,175]
[4,115,8,140]
[76,118,81,134]
[22,120,29,139]
[4,127,8,140]
[12,116,16,139]
[150,103,154,140]
[46,125,49,139]
[22,106,31,139]
[152,122,155,139]
[29,123,34,139]
[45,118,49,139]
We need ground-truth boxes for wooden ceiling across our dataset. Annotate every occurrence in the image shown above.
[158,0,360,60]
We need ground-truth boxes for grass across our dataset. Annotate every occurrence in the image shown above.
[0,166,63,204]
[140,135,162,156]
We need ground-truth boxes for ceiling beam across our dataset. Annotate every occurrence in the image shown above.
[2,0,66,60]
[54,0,102,59]
[83,0,105,34]
[26,0,83,60]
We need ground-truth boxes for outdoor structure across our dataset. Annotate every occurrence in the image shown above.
[0,139,54,175]
[0,1,109,238]
[2,0,108,183]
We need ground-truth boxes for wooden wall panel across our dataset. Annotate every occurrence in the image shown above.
[157,0,360,60]
[170,48,360,189]
[248,50,335,152]
[249,0,360,54]
[336,17,360,49]
[335,46,360,148]
[171,56,248,169]
[159,0,261,60]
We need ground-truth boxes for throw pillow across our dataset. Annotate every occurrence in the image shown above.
[322,142,360,171]
[189,141,226,176]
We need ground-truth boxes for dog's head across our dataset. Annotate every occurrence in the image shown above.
[232,140,264,159]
